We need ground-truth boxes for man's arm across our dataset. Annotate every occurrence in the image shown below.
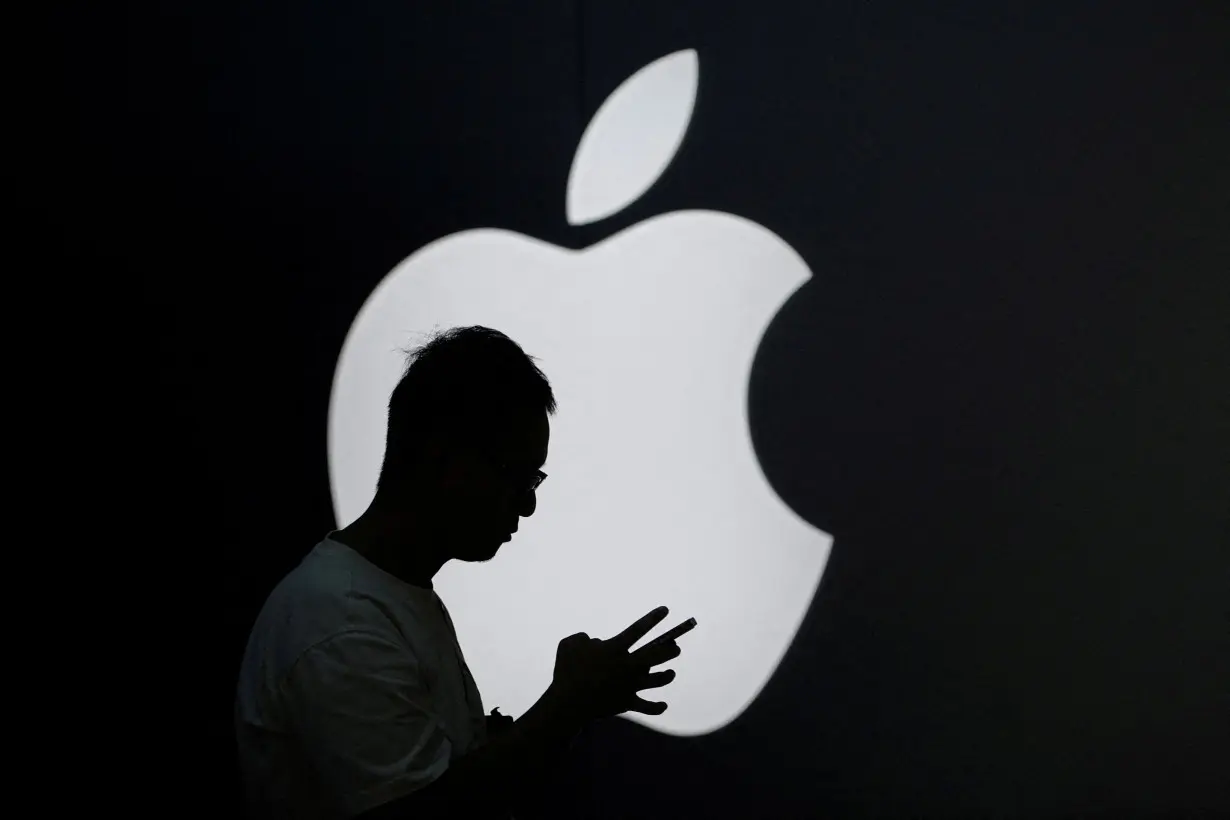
[386,607,689,819]
[283,629,586,820]
[358,686,585,820]
[295,608,684,819]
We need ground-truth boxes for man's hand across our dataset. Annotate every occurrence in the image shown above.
[547,606,684,722]
[486,708,515,738]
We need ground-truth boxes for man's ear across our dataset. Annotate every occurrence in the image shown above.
[421,432,469,489]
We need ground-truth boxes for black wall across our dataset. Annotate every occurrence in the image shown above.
[63,2,1230,817]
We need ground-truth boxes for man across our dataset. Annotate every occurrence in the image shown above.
[235,326,685,820]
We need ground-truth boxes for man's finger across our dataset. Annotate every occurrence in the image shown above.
[636,669,676,691]
[644,617,697,648]
[624,697,668,716]
[606,606,670,651]
[628,639,682,668]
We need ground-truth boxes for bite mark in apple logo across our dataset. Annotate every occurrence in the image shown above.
[328,49,833,736]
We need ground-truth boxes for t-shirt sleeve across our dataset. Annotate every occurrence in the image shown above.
[282,628,453,818]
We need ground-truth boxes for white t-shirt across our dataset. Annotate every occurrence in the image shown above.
[235,535,489,820]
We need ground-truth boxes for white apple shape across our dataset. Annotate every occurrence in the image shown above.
[328,49,834,736]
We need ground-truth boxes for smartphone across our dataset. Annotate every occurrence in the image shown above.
[644,616,697,648]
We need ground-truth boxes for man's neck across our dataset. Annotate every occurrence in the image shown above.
[335,504,445,589]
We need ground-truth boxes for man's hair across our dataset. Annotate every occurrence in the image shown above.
[378,325,556,488]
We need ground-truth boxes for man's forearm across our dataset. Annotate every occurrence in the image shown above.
[359,687,586,820]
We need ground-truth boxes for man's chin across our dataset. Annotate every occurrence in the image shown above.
[457,538,504,563]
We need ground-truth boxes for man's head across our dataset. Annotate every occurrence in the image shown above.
[375,326,555,563]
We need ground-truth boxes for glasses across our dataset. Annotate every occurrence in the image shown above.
[472,447,546,494]
[450,435,546,494]
[521,467,548,493]
[494,460,547,494]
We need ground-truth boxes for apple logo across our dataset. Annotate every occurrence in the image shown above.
[328,49,834,736]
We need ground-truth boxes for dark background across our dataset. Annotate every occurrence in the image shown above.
[52,2,1229,817]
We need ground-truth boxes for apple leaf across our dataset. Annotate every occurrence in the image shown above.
[566,49,699,226]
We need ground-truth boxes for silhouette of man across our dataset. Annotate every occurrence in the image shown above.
[235,326,685,820]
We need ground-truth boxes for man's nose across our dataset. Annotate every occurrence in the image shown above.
[516,488,537,518]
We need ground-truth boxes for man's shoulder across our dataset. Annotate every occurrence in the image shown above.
[242,543,409,683]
